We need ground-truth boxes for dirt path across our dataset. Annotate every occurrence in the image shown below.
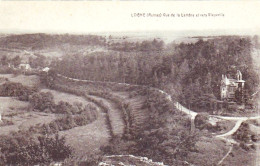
[215,120,244,144]
[217,145,233,165]
[58,73,260,163]
[174,102,198,120]
[88,95,125,138]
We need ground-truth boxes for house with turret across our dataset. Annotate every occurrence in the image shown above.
[220,70,245,103]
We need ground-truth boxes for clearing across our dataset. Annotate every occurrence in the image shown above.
[41,88,111,156]
[41,89,87,105]
[0,74,40,87]
[0,97,55,135]
[59,110,111,156]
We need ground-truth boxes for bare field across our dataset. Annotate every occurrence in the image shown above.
[0,74,40,87]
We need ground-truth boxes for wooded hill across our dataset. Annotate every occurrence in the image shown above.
[51,35,259,112]
[0,33,106,50]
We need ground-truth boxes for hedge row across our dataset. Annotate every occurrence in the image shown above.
[52,83,114,139]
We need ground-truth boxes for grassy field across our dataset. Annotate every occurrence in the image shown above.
[0,97,56,135]
[187,136,229,165]
[222,144,256,166]
[0,74,40,87]
[59,110,111,156]
[41,88,111,156]
[41,89,88,105]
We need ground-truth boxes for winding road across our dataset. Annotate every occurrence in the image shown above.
[58,74,260,139]
[58,73,260,165]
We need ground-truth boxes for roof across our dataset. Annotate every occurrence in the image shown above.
[42,67,50,72]
[224,78,245,86]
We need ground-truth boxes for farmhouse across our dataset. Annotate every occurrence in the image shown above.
[220,70,245,103]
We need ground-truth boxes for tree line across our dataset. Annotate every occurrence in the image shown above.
[51,36,259,112]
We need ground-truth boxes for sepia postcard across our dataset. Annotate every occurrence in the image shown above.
[0,1,260,166]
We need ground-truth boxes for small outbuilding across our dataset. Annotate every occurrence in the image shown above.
[19,63,31,71]
[42,67,50,72]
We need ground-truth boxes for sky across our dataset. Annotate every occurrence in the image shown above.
[0,1,260,36]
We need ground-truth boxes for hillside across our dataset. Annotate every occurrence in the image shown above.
[0,34,259,166]
[0,33,106,50]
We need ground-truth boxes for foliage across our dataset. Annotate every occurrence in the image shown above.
[50,36,258,114]
[0,55,21,67]
[0,119,14,127]
[109,39,165,52]
[100,87,197,165]
[63,154,103,166]
[0,81,25,96]
[0,33,106,50]
[29,92,55,111]
[38,105,98,134]
[0,81,37,101]
[232,122,256,143]
[0,132,72,165]
[194,113,210,130]
[40,69,57,88]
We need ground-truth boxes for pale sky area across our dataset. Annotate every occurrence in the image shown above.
[0,1,260,36]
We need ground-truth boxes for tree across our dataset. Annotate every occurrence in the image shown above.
[11,56,21,67]
[29,92,55,111]
[1,55,8,66]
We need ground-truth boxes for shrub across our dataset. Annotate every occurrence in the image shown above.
[0,133,72,165]
[54,101,74,114]
[0,82,36,100]
[63,154,103,166]
[233,122,254,143]
[0,119,14,126]
[29,92,55,112]
[38,134,72,161]
[194,113,210,130]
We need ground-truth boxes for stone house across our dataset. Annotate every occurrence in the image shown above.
[220,70,245,102]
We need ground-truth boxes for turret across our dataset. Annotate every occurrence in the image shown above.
[237,70,242,80]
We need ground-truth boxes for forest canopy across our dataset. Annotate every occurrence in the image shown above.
[51,36,259,110]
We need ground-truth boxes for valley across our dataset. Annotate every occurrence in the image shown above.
[0,33,259,166]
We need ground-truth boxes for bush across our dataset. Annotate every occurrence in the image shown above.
[233,122,254,143]
[0,133,72,165]
[54,101,74,114]
[194,113,210,130]
[63,154,103,166]
[29,92,55,111]
[239,142,250,151]
[0,119,14,126]
[0,82,36,101]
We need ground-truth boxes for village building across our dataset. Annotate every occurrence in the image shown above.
[42,67,50,72]
[18,63,31,71]
[220,70,245,103]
